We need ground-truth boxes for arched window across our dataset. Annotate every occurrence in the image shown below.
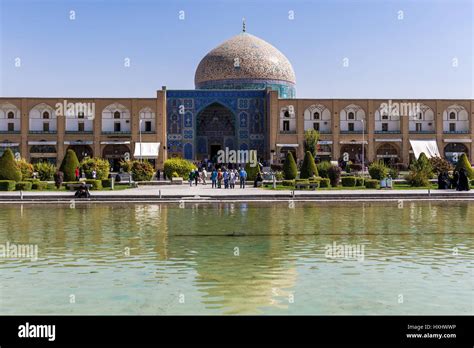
[348,112,355,120]
[449,112,456,120]
[42,111,50,119]
[7,111,14,119]
[114,111,121,119]
[78,111,85,119]
[284,110,290,118]
[313,112,320,120]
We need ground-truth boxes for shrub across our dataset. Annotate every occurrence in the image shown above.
[319,178,331,188]
[101,179,113,188]
[245,162,260,181]
[355,177,365,186]
[317,161,332,178]
[282,180,295,187]
[341,176,357,187]
[164,158,196,180]
[388,167,399,179]
[430,156,453,175]
[172,171,179,178]
[15,181,32,191]
[454,153,473,179]
[131,160,154,181]
[0,180,16,191]
[34,162,56,181]
[299,151,318,179]
[365,179,379,189]
[471,179,474,187]
[328,165,341,187]
[85,179,102,190]
[81,157,110,180]
[406,153,433,187]
[60,149,80,181]
[119,160,133,173]
[16,158,34,179]
[369,161,388,180]
[295,179,309,184]
[0,148,22,181]
[274,171,284,180]
[303,129,319,158]
[282,152,297,180]
[32,181,47,190]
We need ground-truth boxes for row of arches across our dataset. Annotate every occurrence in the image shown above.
[0,102,156,133]
[279,103,470,134]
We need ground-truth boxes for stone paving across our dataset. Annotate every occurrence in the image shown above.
[0,183,473,199]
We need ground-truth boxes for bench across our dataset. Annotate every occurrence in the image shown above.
[308,182,318,190]
[295,183,309,190]
[65,183,92,191]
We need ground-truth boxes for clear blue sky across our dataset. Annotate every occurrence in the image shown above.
[0,0,472,99]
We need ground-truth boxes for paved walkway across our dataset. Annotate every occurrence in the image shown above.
[0,184,473,200]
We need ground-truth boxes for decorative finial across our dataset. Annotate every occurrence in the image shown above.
[242,17,246,32]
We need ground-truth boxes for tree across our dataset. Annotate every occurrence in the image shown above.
[454,153,473,179]
[429,156,453,175]
[405,152,433,187]
[0,148,22,181]
[328,165,341,187]
[283,152,297,180]
[81,157,110,180]
[60,149,80,181]
[303,129,320,158]
[299,151,318,179]
[245,162,260,181]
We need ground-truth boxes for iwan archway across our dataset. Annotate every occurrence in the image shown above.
[195,102,236,162]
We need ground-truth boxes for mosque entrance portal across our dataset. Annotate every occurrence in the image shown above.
[196,102,236,162]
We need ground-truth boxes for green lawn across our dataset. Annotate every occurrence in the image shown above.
[262,183,438,191]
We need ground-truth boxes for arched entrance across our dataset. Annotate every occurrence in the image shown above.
[196,102,236,162]
[67,145,93,162]
[376,143,400,165]
[102,144,130,172]
[444,143,469,164]
[340,143,367,163]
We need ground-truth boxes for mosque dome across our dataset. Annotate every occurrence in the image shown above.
[194,30,296,98]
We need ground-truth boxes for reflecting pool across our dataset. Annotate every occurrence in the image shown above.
[0,201,472,315]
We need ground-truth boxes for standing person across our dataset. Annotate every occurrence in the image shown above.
[211,168,217,188]
[194,169,199,186]
[156,169,161,181]
[230,169,236,189]
[92,169,97,180]
[202,168,207,185]
[217,168,223,188]
[239,167,247,189]
[189,170,194,187]
[75,167,80,181]
[223,168,229,189]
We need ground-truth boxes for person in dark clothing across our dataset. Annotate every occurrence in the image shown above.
[451,170,459,189]
[456,168,470,191]
[438,171,449,189]
[156,169,160,181]
[74,182,91,198]
[254,172,263,187]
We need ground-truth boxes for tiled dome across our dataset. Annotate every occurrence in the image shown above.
[195,32,296,88]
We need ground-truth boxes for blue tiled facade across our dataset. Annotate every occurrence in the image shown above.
[166,90,266,160]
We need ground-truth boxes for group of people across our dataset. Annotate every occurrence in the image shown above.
[438,168,471,191]
[189,167,248,189]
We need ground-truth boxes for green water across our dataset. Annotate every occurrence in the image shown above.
[0,201,472,315]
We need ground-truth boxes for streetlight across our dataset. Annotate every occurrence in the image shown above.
[361,118,365,177]
[139,119,143,162]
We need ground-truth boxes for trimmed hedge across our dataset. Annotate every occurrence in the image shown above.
[283,152,297,180]
[0,180,16,191]
[282,180,295,187]
[15,181,32,191]
[85,179,102,190]
[0,148,22,181]
[319,178,331,188]
[295,179,310,184]
[316,161,332,178]
[471,179,474,186]
[32,181,47,190]
[455,153,474,179]
[341,176,357,187]
[365,179,379,189]
[245,162,260,181]
[102,179,113,188]
[300,151,318,179]
[164,158,196,180]
[328,165,341,187]
[355,177,365,186]
[60,149,80,182]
